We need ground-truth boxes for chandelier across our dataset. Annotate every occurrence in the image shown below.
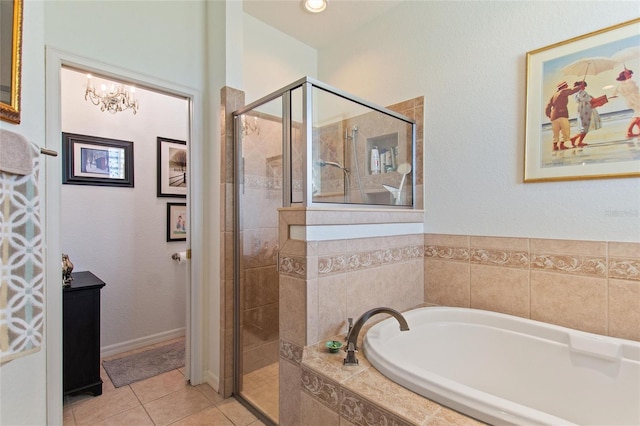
[85,74,139,115]
[242,115,260,136]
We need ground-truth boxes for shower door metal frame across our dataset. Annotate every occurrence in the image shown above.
[231,76,416,421]
[232,85,292,425]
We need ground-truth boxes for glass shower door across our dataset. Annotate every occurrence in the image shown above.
[235,96,283,424]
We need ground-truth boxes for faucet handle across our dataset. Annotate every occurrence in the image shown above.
[347,317,353,335]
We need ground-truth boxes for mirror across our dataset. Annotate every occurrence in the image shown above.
[0,0,23,124]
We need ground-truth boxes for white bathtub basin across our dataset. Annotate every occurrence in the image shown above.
[363,307,640,426]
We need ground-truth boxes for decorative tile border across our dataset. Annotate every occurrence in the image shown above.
[318,244,424,276]
[425,240,632,279]
[470,248,529,269]
[279,255,306,278]
[244,174,282,191]
[530,254,606,278]
[280,339,303,365]
[609,258,640,281]
[340,388,413,426]
[424,245,469,262]
[300,366,341,411]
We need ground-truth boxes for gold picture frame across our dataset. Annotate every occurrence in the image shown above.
[0,0,23,124]
[524,18,640,182]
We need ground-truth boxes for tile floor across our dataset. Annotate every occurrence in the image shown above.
[64,338,265,426]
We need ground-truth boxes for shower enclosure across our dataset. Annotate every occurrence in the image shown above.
[232,77,415,423]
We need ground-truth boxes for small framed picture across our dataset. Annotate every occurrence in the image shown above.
[157,137,187,197]
[62,133,134,187]
[167,202,187,242]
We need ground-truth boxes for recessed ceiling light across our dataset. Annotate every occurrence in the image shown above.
[304,0,327,13]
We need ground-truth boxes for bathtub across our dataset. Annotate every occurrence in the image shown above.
[363,307,640,426]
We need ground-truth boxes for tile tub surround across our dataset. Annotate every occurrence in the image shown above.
[278,207,426,424]
[279,228,638,424]
[296,329,484,426]
[424,234,640,342]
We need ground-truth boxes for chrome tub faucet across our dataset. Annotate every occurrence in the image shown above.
[344,307,410,365]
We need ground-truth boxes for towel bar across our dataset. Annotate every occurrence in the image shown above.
[40,148,58,157]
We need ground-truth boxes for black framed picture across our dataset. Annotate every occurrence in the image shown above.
[167,202,187,242]
[157,137,187,197]
[62,133,134,187]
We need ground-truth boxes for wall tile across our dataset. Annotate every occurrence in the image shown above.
[340,387,413,426]
[531,252,606,278]
[531,271,607,335]
[531,238,607,256]
[279,359,301,426]
[339,417,358,426]
[306,278,319,345]
[424,259,470,307]
[608,279,640,341]
[424,233,470,250]
[609,241,640,282]
[470,235,529,269]
[318,274,348,341]
[383,260,424,312]
[300,366,341,412]
[279,275,307,345]
[300,391,340,425]
[470,264,530,318]
[342,366,440,424]
[345,268,393,321]
[279,255,307,279]
[280,339,303,366]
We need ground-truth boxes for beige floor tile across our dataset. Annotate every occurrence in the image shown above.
[63,404,76,425]
[242,363,279,422]
[170,406,235,425]
[64,338,260,426]
[144,386,213,426]
[72,386,141,425]
[100,366,116,393]
[130,369,188,404]
[216,398,259,426]
[90,406,154,426]
[196,383,225,405]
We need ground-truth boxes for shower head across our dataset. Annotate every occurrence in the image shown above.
[316,160,349,173]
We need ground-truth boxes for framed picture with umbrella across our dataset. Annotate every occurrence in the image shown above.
[524,18,640,182]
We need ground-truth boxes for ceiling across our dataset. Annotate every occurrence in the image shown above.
[242,0,404,49]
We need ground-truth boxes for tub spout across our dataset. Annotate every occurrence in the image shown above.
[344,307,409,366]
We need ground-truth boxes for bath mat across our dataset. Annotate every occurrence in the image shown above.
[102,341,185,387]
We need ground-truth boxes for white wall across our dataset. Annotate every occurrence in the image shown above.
[0,1,48,425]
[60,68,188,350]
[319,1,640,242]
[243,13,318,103]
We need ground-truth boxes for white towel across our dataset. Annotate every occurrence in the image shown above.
[0,129,36,175]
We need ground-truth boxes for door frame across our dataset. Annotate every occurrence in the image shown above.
[44,47,204,423]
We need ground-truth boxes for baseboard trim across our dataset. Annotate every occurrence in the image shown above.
[100,328,186,358]
[203,369,220,392]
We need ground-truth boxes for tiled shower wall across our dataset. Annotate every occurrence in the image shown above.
[240,113,283,374]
